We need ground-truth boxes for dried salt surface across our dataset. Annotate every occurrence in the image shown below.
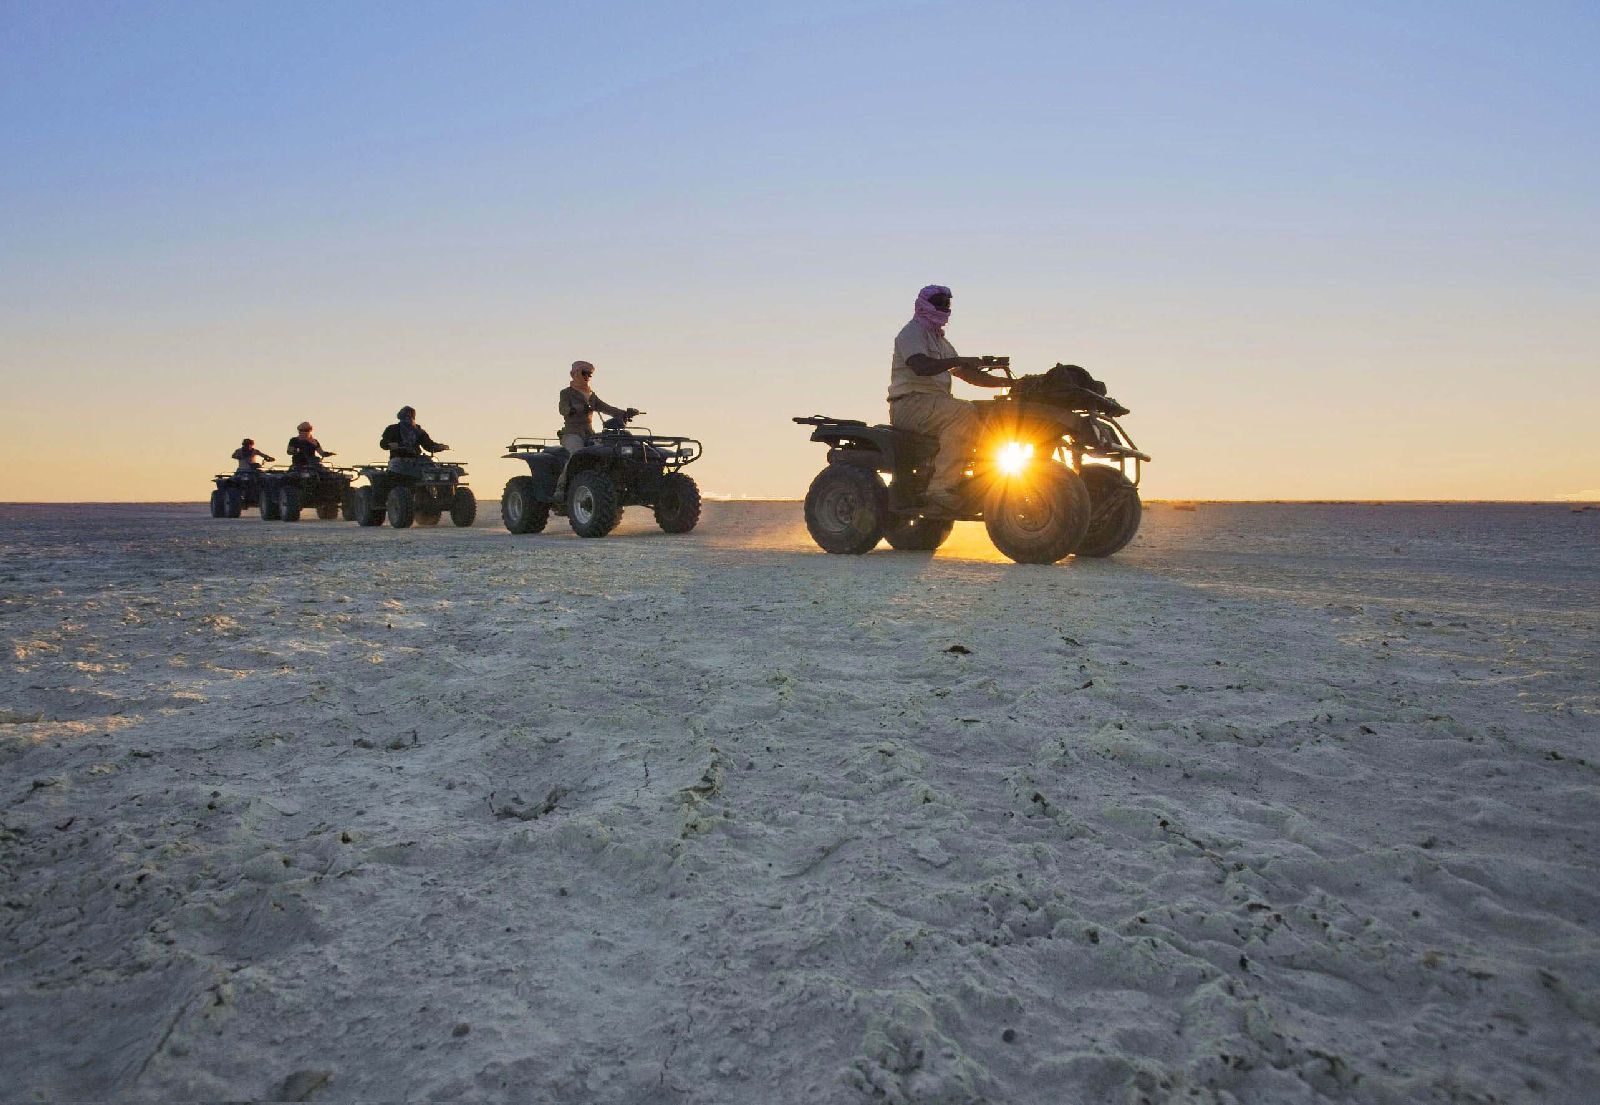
[1,501,1597,1103]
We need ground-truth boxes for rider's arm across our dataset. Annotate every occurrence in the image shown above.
[951,364,1009,388]
[590,393,628,418]
[415,427,442,451]
[905,353,969,377]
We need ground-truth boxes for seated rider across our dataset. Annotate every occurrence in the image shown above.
[554,361,637,497]
[888,284,1009,516]
[231,438,273,473]
[379,406,448,467]
[558,361,636,451]
[287,421,336,468]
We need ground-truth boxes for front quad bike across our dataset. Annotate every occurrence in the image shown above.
[346,455,476,530]
[499,413,703,539]
[257,466,356,523]
[794,361,1150,564]
[208,469,267,518]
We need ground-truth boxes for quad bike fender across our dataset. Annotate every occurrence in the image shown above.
[513,451,564,503]
[990,403,1089,449]
[827,447,886,470]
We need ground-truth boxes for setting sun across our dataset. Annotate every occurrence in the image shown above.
[996,441,1034,476]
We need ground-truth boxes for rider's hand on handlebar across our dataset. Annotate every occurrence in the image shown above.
[626,408,640,418]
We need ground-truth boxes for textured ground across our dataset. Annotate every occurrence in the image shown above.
[2,501,1597,1103]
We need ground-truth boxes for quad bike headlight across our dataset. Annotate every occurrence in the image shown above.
[996,441,1034,476]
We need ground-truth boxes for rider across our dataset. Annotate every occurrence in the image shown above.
[379,406,448,466]
[231,438,273,472]
[286,422,336,468]
[888,284,1008,516]
[554,361,637,497]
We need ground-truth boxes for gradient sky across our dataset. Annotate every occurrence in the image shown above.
[3,0,1596,502]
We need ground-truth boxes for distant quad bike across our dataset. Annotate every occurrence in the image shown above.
[344,454,476,529]
[208,469,266,518]
[794,360,1149,564]
[255,466,355,522]
[499,412,703,538]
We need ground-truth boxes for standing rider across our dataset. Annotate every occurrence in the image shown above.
[287,422,336,468]
[379,406,448,467]
[231,438,274,472]
[888,285,1009,516]
[554,361,636,498]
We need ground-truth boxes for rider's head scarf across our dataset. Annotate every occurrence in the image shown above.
[914,285,952,333]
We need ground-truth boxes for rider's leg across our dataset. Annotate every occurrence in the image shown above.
[891,394,980,506]
[553,432,587,498]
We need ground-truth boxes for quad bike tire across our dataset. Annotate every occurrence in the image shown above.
[224,488,243,518]
[209,490,226,518]
[654,473,702,534]
[351,486,385,527]
[803,464,886,555]
[567,470,622,538]
[1076,465,1142,558]
[501,476,549,534]
[414,509,441,526]
[883,514,954,552]
[316,503,340,521]
[260,489,283,522]
[279,485,302,522]
[450,487,477,528]
[386,486,416,529]
[983,464,1091,564]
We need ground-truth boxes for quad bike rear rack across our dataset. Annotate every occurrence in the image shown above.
[503,432,703,466]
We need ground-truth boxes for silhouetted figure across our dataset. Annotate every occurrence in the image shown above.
[232,438,273,473]
[287,421,336,468]
[380,406,448,466]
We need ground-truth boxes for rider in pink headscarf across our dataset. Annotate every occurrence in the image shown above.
[887,284,1009,515]
[914,284,953,333]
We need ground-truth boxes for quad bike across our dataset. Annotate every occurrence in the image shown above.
[500,412,703,538]
[257,465,355,522]
[209,469,267,518]
[345,453,476,529]
[794,360,1149,564]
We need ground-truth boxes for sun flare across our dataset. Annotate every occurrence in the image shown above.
[996,441,1034,476]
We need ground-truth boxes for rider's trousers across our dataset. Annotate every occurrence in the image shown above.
[889,392,980,498]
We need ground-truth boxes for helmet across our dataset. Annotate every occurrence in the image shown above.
[397,406,416,420]
[297,421,312,432]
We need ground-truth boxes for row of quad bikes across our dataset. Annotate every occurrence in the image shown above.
[206,366,1147,562]
[209,461,476,526]
[206,418,703,537]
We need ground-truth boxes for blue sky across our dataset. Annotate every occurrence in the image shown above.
[3,1,1596,499]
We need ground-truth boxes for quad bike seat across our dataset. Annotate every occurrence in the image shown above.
[883,425,940,463]
[793,415,940,468]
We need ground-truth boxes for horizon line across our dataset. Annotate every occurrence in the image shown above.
[2,499,1596,508]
